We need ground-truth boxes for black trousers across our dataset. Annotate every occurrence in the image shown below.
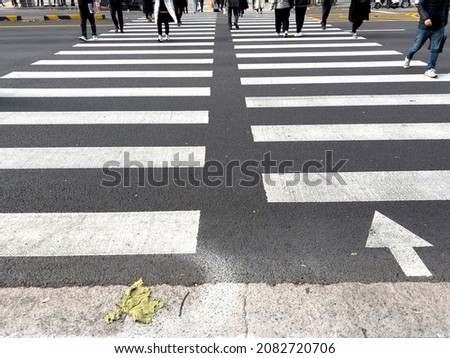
[295,6,307,33]
[157,18,170,35]
[175,3,184,22]
[321,4,332,26]
[275,8,290,34]
[352,18,364,33]
[110,4,124,30]
[228,6,239,27]
[80,10,96,37]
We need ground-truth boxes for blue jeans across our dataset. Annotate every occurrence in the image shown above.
[406,26,445,69]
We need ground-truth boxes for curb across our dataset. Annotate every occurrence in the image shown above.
[44,14,105,20]
[0,15,23,21]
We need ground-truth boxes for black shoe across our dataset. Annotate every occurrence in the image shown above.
[120,29,124,33]
[115,28,119,33]
[234,23,239,30]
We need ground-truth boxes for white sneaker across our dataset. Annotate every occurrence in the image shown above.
[157,35,163,42]
[424,68,438,78]
[90,35,98,41]
[78,35,88,42]
[164,34,170,41]
[403,57,411,69]
[295,32,302,37]
[276,32,281,37]
[352,33,357,39]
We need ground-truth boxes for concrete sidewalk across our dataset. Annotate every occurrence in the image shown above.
[1,282,449,337]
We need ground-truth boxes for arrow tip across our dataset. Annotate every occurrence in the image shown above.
[366,211,433,248]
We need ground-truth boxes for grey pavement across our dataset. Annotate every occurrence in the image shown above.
[1,282,449,337]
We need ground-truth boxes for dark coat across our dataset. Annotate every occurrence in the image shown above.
[322,0,332,6]
[78,0,94,14]
[418,0,449,29]
[294,0,309,6]
[348,0,370,23]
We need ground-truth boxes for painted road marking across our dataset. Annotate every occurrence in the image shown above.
[231,29,342,36]
[0,111,209,125]
[55,50,214,55]
[73,42,215,47]
[100,32,216,36]
[238,60,425,70]
[233,35,357,42]
[236,50,401,58]
[242,73,449,85]
[0,146,205,169]
[366,211,433,277]
[2,71,213,79]
[235,43,383,49]
[246,94,450,108]
[32,59,214,65]
[0,87,211,97]
[262,171,450,202]
[251,123,450,141]
[110,28,215,32]
[98,36,215,41]
[0,211,201,256]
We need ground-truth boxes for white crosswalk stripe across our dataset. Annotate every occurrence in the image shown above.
[0,87,211,97]
[263,171,450,202]
[0,211,201,256]
[0,111,209,125]
[251,123,450,141]
[32,59,214,65]
[2,71,213,79]
[242,73,450,85]
[0,147,206,169]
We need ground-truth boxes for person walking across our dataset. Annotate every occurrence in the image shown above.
[174,0,187,25]
[225,0,240,30]
[271,0,292,37]
[253,0,265,13]
[403,0,449,78]
[143,0,154,22]
[154,0,176,42]
[192,0,199,12]
[294,0,308,36]
[109,0,124,33]
[239,0,248,16]
[321,0,333,30]
[348,0,370,38]
[78,0,98,42]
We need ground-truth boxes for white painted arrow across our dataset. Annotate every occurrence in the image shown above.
[366,211,433,277]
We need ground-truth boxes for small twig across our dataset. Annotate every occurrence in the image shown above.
[179,291,190,317]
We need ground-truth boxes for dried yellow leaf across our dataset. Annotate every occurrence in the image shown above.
[103,278,165,324]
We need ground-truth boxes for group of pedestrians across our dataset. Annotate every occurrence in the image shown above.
[75,0,449,78]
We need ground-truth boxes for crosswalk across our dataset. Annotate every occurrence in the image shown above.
[0,13,217,257]
[1,11,449,282]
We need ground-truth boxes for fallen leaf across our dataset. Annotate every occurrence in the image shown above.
[41,297,50,304]
[104,278,165,324]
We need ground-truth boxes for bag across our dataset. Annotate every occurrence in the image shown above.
[439,35,447,53]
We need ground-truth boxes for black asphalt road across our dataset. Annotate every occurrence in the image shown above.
[1,10,449,287]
